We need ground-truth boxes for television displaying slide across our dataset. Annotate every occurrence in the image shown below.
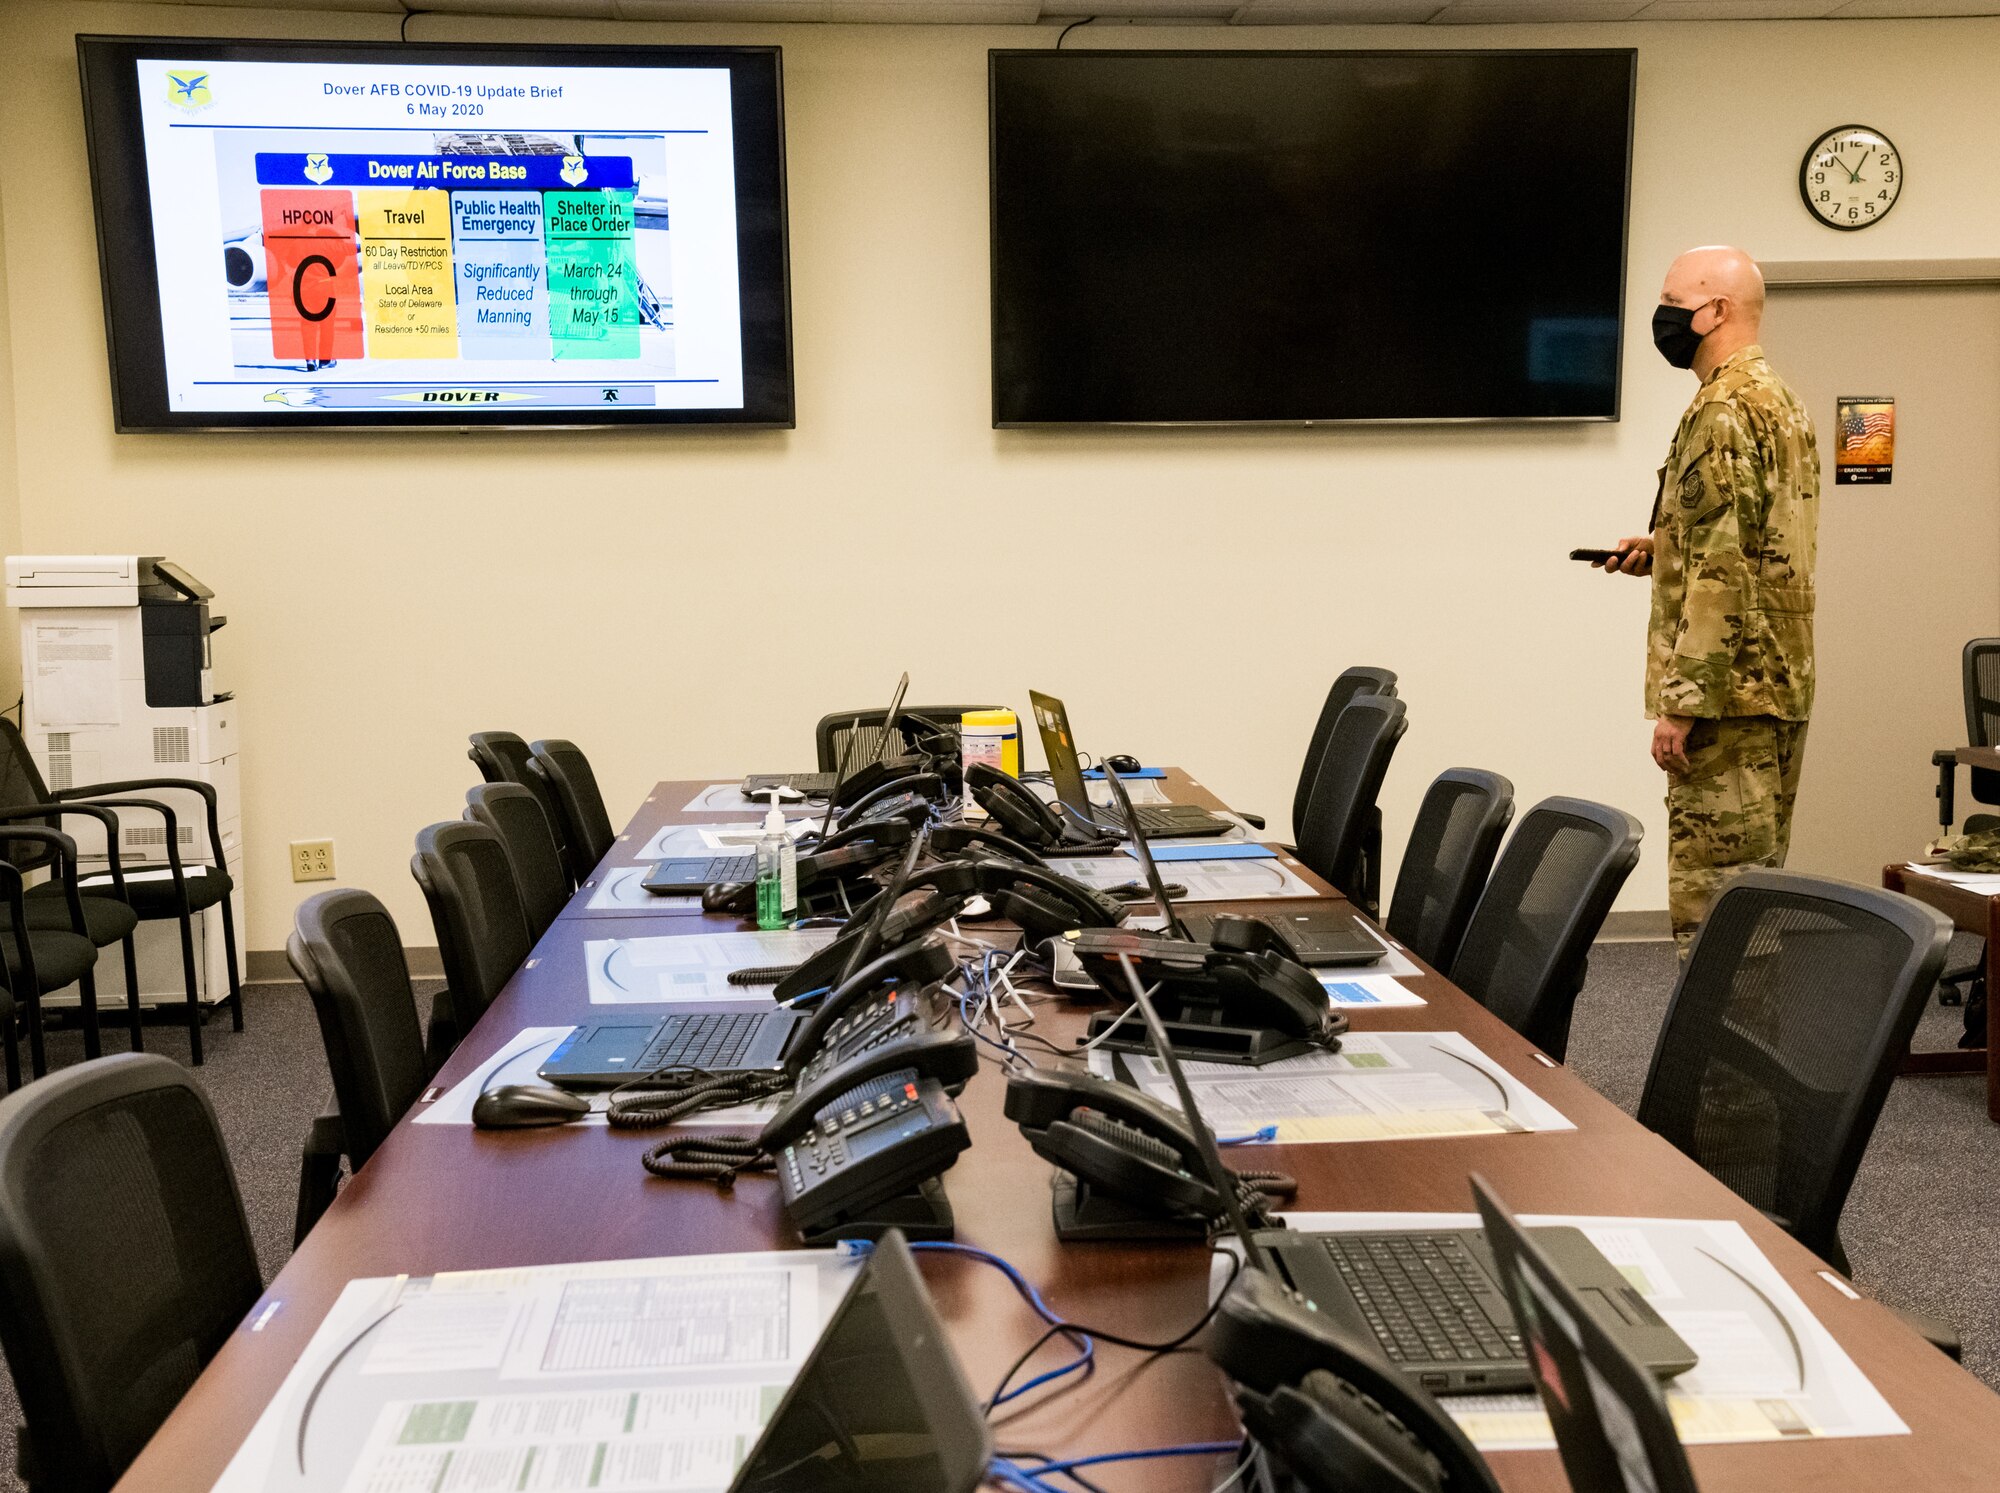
[79,39,792,429]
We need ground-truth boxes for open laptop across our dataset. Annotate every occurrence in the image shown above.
[1103,763,1383,968]
[1119,926,1697,1395]
[1030,690,1233,839]
[1473,1175,1702,1493]
[745,672,911,801]
[730,1230,991,1493]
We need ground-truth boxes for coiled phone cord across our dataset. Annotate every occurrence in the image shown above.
[602,1068,790,1185]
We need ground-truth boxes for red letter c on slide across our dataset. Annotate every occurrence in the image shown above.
[293,254,336,322]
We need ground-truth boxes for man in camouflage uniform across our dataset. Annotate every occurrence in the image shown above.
[1598,247,1819,956]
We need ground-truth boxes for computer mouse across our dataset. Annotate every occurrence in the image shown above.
[1105,754,1143,774]
[703,881,753,914]
[472,1083,591,1130]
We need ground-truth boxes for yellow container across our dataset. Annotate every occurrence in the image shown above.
[961,709,1021,778]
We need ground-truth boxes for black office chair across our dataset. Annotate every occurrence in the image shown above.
[1384,769,1515,973]
[464,782,569,941]
[1291,666,1398,838]
[813,706,1003,773]
[0,1052,263,1493]
[468,730,570,874]
[1292,695,1406,917]
[411,820,533,1063]
[0,833,103,1082]
[1929,639,2000,1038]
[1451,797,1643,1062]
[0,718,241,1065]
[1638,872,1951,1276]
[288,889,432,1243]
[528,739,616,885]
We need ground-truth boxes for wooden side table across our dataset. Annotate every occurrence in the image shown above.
[1883,860,1999,1123]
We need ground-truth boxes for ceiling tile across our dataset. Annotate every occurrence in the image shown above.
[1232,0,1447,20]
[1431,0,1649,19]
[1639,0,1840,15]
[1831,0,2000,13]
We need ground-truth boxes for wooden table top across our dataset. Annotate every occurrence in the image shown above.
[117,772,2000,1493]
[1955,746,2000,773]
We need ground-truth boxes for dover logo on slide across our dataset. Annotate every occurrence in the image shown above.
[164,70,213,112]
[303,153,333,185]
[559,154,588,186]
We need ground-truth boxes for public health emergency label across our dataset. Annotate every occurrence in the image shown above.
[132,58,747,412]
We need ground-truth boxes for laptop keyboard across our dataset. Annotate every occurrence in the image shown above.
[1321,1234,1523,1365]
[638,1012,770,1072]
[665,854,756,883]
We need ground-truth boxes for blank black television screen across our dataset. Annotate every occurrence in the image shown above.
[989,50,1634,426]
[78,35,791,430]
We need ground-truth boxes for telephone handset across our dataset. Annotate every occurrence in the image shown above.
[1207,1269,1503,1493]
[761,1025,977,1151]
[965,861,1127,941]
[771,885,972,1003]
[1004,1064,1228,1220]
[965,763,1110,852]
[700,826,908,916]
[840,773,946,828]
[784,937,955,1066]
[1072,927,1346,1065]
[772,1066,971,1243]
[928,821,1052,869]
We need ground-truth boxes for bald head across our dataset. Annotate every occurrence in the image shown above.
[1658,246,1765,378]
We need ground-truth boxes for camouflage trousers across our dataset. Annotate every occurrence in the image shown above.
[1666,715,1809,956]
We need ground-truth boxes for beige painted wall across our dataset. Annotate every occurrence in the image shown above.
[3,2,1998,950]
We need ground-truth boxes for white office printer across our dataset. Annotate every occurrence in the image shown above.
[4,555,244,1007]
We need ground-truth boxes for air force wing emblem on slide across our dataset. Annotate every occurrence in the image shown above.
[165,71,212,111]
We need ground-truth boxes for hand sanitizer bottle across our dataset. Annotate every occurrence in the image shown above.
[754,794,797,931]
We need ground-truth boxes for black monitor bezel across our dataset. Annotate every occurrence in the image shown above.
[986,47,1637,430]
[76,34,793,432]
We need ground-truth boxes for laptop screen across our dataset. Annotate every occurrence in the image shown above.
[1028,690,1095,822]
[1101,764,1189,942]
[1470,1176,1698,1493]
[732,1231,990,1493]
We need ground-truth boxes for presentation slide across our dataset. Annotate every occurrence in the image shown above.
[132,58,746,414]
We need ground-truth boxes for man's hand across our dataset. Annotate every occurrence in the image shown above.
[1652,714,1694,775]
[1594,536,1654,577]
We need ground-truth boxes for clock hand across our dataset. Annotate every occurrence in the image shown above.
[1851,147,1873,182]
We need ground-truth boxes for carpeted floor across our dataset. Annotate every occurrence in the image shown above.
[0,947,1990,1487]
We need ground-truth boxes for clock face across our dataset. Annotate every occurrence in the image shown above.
[1801,125,1903,231]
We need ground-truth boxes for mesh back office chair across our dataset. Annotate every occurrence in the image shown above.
[1452,797,1643,1063]
[465,783,569,942]
[468,731,571,884]
[812,706,1004,774]
[1384,769,1515,973]
[1291,667,1399,836]
[411,821,533,1064]
[528,740,616,886]
[1930,640,2000,1037]
[0,1053,263,1493]
[1292,695,1406,916]
[288,890,432,1243]
[0,717,241,1062]
[1637,872,1951,1274]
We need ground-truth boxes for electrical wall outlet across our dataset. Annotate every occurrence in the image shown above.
[291,839,336,883]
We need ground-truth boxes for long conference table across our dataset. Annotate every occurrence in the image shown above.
[117,769,2000,1492]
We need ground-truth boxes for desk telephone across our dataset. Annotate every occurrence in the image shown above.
[1004,1065,1292,1242]
[1207,1269,1502,1493]
[765,938,978,1242]
[967,762,1111,851]
[1073,925,1346,1066]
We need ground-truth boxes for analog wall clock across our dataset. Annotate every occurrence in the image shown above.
[1800,125,1902,231]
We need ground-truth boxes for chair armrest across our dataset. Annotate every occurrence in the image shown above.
[1236,812,1268,831]
[1890,1305,1962,1360]
[0,803,127,894]
[61,777,224,873]
[0,827,87,935]
[0,860,31,998]
[56,797,190,903]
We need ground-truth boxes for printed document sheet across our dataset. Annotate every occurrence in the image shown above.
[1255,1213,1907,1448]
[1057,853,1318,902]
[207,1251,857,1493]
[1091,1030,1571,1143]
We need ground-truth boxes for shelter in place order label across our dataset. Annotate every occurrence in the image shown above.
[544,190,640,360]
[357,188,458,358]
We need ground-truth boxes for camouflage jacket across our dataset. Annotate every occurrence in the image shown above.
[1646,345,1819,721]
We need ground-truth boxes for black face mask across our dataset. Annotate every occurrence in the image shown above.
[1651,301,1711,370]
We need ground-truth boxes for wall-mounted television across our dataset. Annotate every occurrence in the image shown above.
[989,49,1635,427]
[78,36,791,430]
